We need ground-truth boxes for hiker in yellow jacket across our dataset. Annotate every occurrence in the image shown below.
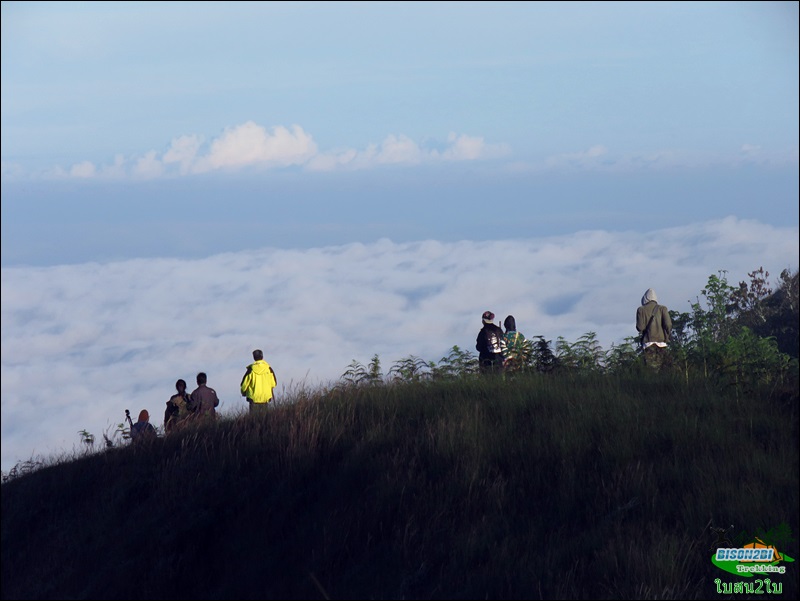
[240,349,277,413]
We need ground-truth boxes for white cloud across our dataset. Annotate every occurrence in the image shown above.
[441,132,511,161]
[308,131,511,171]
[100,154,128,179]
[375,134,422,165]
[191,121,318,172]
[69,160,96,178]
[132,150,165,179]
[163,134,203,174]
[2,218,797,473]
[18,122,514,180]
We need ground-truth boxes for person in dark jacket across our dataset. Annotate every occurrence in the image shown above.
[189,372,220,418]
[636,288,672,370]
[476,310,505,374]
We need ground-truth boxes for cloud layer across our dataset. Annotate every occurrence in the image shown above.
[5,117,793,183]
[0,121,513,181]
[2,217,798,472]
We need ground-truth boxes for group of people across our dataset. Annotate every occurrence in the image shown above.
[131,290,672,441]
[129,349,278,442]
[475,311,531,374]
[476,287,673,374]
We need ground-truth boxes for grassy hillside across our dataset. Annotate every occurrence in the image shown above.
[2,372,798,600]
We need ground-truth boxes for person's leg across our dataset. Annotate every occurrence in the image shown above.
[644,346,665,371]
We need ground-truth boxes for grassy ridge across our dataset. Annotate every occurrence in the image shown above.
[2,372,798,600]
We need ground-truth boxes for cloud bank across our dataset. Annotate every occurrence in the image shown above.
[2,121,512,182]
[2,217,798,473]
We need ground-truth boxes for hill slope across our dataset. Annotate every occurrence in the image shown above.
[2,374,798,600]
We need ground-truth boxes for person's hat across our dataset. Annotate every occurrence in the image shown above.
[482,311,495,324]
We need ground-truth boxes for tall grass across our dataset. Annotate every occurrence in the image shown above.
[2,371,797,600]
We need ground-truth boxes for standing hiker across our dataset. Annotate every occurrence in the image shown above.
[189,372,220,418]
[476,310,505,374]
[240,349,278,414]
[502,315,531,373]
[636,288,672,371]
[164,378,191,432]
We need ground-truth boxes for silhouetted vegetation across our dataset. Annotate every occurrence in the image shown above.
[2,268,798,600]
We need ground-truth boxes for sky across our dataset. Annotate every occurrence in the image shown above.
[1,1,798,473]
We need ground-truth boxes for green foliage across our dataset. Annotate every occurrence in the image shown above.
[690,270,737,344]
[388,355,433,382]
[338,267,797,394]
[711,327,793,394]
[530,335,557,373]
[340,354,384,386]
[77,429,95,448]
[667,267,799,392]
[604,336,640,373]
[772,268,800,358]
[432,345,479,379]
[555,332,605,373]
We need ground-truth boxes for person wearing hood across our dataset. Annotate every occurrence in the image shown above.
[240,349,277,413]
[636,288,672,370]
[502,315,531,373]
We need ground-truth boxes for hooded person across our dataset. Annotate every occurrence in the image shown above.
[502,314,531,372]
[240,349,278,413]
[130,409,157,442]
[636,288,672,369]
[475,311,505,374]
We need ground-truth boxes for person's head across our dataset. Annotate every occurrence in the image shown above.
[175,379,187,393]
[642,289,658,305]
[253,349,264,361]
[138,409,149,423]
[196,372,207,385]
[482,310,495,324]
[504,315,516,332]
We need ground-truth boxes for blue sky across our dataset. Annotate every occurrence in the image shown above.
[1,1,798,472]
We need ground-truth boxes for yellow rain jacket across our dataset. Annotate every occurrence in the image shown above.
[240,359,277,404]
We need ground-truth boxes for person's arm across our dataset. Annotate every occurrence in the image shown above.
[662,306,673,340]
[636,307,646,333]
[240,368,251,397]
[270,366,277,387]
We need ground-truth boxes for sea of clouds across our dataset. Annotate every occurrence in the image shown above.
[2,216,798,473]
